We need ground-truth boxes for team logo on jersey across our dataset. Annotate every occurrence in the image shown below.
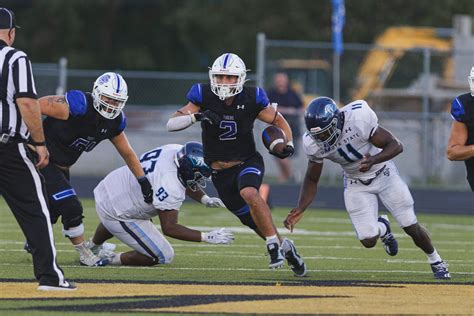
[101,128,108,133]
[237,105,245,110]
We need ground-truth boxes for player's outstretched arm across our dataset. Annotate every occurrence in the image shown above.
[158,209,233,244]
[284,161,323,232]
[447,121,474,161]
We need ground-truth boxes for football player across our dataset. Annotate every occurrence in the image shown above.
[25,72,152,267]
[284,97,450,279]
[166,53,306,276]
[447,66,474,191]
[87,142,234,266]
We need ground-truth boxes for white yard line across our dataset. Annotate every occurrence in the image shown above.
[0,262,472,275]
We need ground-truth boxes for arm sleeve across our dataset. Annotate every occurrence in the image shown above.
[256,87,270,110]
[186,84,203,105]
[451,97,466,122]
[65,90,88,116]
[12,55,37,99]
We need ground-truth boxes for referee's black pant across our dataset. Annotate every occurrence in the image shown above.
[0,142,65,286]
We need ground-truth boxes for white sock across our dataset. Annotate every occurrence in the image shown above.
[378,222,387,237]
[110,252,123,265]
[74,242,86,252]
[427,249,442,264]
[265,235,279,245]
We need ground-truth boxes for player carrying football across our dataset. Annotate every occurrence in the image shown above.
[166,53,306,276]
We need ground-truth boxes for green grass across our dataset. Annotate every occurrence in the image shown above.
[1,198,472,284]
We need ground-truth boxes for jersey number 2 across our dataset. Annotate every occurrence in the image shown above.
[219,120,237,140]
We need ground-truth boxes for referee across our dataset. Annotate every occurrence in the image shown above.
[0,8,75,290]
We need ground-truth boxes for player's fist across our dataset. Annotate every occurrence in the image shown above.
[202,228,234,244]
[194,110,221,126]
[138,176,153,203]
[359,154,375,172]
[270,142,294,159]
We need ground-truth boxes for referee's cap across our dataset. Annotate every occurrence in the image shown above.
[0,8,20,29]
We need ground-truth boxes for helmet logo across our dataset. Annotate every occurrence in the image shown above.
[97,74,111,85]
[324,104,335,116]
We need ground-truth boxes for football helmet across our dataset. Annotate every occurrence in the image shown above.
[468,66,474,96]
[92,72,128,119]
[209,53,247,100]
[175,142,211,191]
[304,97,344,147]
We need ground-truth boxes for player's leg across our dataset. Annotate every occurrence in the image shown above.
[378,165,450,279]
[237,153,286,269]
[0,144,71,289]
[101,217,174,266]
[344,177,397,254]
[41,164,107,266]
[211,167,262,236]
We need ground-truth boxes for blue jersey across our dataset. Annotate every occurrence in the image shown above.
[451,92,474,189]
[43,90,126,167]
[187,83,269,163]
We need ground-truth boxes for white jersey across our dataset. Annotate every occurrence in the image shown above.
[94,144,186,220]
[303,100,387,181]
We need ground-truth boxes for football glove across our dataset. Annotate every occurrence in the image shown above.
[201,195,226,208]
[202,228,234,244]
[194,110,221,126]
[269,141,295,159]
[137,176,153,203]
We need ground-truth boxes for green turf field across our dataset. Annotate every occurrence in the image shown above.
[0,198,473,314]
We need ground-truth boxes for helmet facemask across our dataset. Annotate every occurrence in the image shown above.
[209,53,247,100]
[92,72,128,119]
[309,116,342,147]
[175,142,212,192]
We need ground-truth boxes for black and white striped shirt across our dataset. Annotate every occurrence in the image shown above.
[0,39,37,140]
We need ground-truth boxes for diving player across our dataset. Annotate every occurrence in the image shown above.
[87,142,234,266]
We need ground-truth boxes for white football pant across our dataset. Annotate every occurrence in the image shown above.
[343,161,417,240]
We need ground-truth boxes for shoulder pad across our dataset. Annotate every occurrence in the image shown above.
[256,87,269,108]
[186,84,203,104]
[451,97,465,122]
[65,90,87,116]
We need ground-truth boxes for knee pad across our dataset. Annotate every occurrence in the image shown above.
[60,197,84,229]
[62,223,84,238]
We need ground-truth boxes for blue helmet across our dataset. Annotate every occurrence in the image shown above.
[304,97,344,147]
[175,141,211,191]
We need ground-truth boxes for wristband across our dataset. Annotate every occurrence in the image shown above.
[32,140,46,146]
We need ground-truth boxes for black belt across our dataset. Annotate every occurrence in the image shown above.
[0,133,25,147]
[358,164,386,186]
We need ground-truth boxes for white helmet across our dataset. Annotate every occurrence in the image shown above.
[468,66,474,96]
[92,72,128,119]
[209,53,247,100]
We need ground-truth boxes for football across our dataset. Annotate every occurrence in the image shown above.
[262,125,287,153]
